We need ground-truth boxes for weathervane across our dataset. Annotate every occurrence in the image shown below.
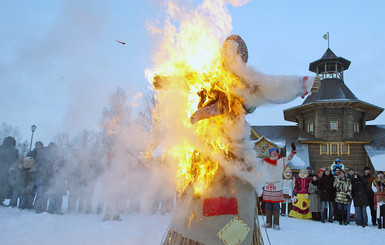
[323,32,330,48]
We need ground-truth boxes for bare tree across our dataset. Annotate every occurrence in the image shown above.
[0,122,28,157]
[0,122,22,145]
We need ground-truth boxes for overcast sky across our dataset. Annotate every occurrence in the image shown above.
[1,0,384,145]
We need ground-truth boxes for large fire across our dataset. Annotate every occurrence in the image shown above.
[146,1,248,197]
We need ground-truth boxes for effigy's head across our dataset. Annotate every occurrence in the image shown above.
[283,166,293,180]
[221,34,248,68]
[298,169,309,179]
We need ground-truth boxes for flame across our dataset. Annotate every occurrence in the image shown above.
[146,1,246,197]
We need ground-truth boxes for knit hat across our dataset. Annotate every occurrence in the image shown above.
[377,171,384,176]
[269,147,279,154]
[335,159,341,163]
[364,166,371,171]
[307,166,313,170]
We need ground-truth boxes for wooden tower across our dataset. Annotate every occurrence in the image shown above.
[283,48,384,172]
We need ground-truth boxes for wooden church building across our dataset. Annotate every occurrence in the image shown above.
[251,48,385,173]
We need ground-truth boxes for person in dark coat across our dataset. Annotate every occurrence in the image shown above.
[26,141,44,160]
[0,136,19,205]
[352,174,369,227]
[318,167,335,223]
[362,166,376,226]
[34,143,56,213]
[24,141,44,209]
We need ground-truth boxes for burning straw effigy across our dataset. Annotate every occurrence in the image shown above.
[145,1,319,244]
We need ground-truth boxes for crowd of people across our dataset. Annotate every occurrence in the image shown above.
[2,136,385,230]
[0,136,174,221]
[263,158,385,229]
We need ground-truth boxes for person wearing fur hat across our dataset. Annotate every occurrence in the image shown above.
[261,145,296,230]
[318,167,335,223]
[372,171,385,228]
[289,168,312,219]
[362,166,376,226]
[333,169,352,225]
[8,157,35,208]
[281,166,295,216]
[308,175,321,221]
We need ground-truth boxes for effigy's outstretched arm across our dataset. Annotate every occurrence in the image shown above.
[222,37,320,111]
[230,67,320,110]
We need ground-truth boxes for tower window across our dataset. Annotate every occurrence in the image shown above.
[354,123,360,133]
[330,121,338,131]
[307,123,314,133]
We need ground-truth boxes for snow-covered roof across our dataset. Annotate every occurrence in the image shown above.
[365,145,385,171]
[286,143,309,170]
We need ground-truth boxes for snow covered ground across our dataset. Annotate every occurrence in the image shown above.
[1,203,384,245]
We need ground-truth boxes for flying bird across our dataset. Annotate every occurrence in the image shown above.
[116,40,125,45]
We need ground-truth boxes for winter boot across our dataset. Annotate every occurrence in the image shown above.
[273,210,280,230]
[102,214,112,221]
[112,215,122,221]
[380,215,385,228]
[281,204,286,216]
[263,209,272,228]
[343,213,348,225]
[372,209,377,226]
[378,218,382,229]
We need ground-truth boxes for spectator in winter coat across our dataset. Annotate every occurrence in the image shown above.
[24,141,43,209]
[372,171,385,229]
[0,136,19,205]
[46,143,66,215]
[8,157,35,208]
[34,143,61,213]
[345,167,356,224]
[26,141,44,160]
[351,174,369,227]
[318,167,335,223]
[333,170,352,225]
[332,166,342,222]
[309,175,321,221]
[362,166,376,226]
